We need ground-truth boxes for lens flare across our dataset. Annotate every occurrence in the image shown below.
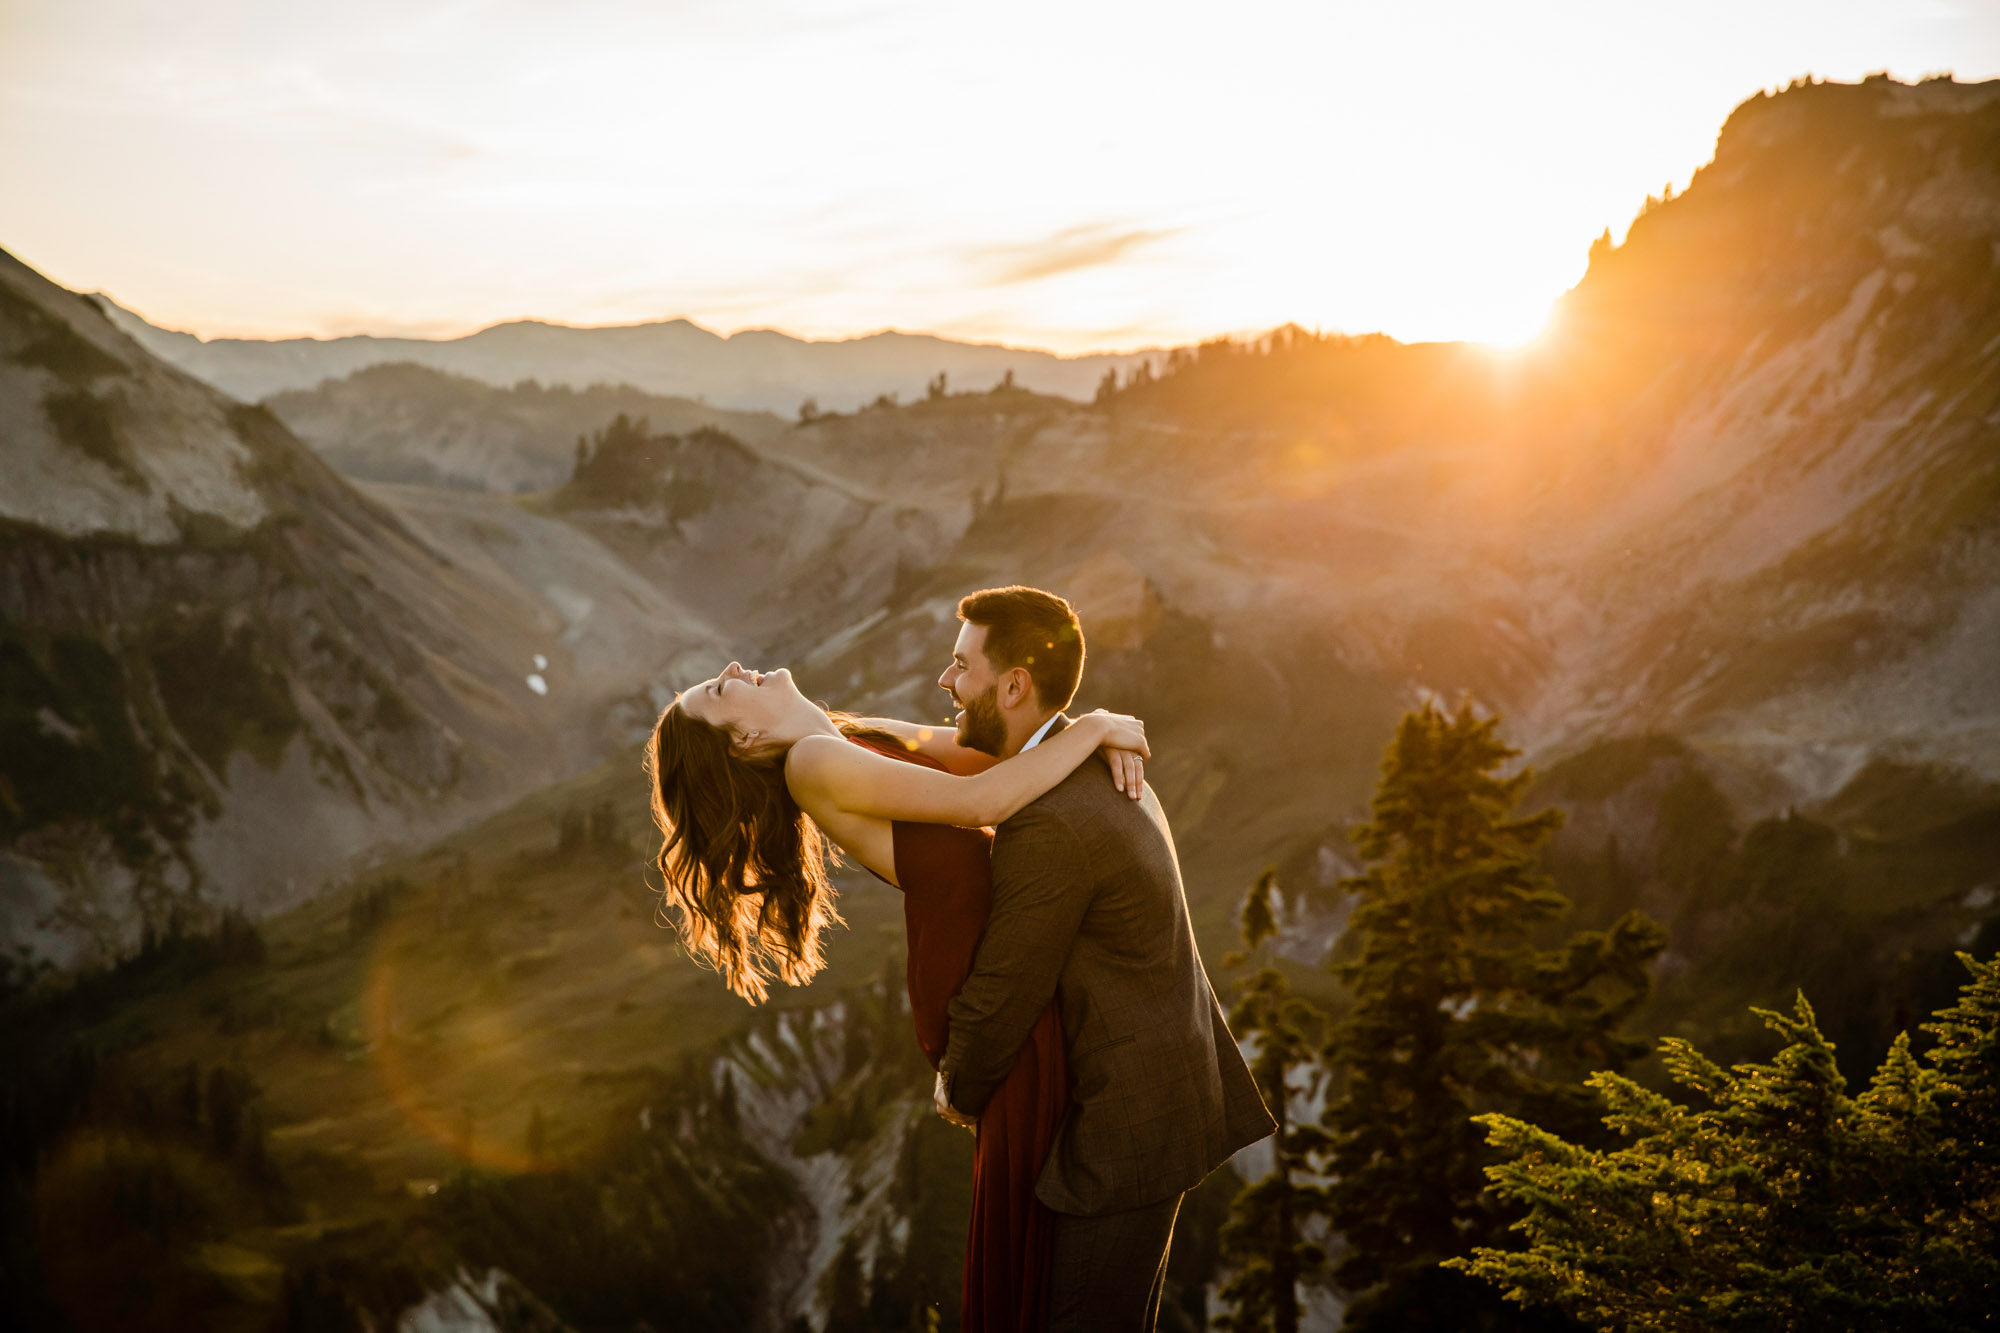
[362,908,551,1175]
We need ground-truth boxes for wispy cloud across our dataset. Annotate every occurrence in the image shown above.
[969,224,1180,286]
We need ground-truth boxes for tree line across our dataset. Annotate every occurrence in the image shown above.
[1215,702,2000,1332]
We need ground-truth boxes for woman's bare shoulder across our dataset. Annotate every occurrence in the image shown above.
[785,733,858,784]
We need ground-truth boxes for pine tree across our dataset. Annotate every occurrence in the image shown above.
[1216,870,1333,1333]
[1924,949,2000,1203]
[1451,954,2000,1331]
[1324,702,1665,1331]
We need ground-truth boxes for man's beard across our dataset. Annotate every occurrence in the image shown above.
[954,684,1006,756]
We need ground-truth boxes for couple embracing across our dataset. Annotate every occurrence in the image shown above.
[647,586,1275,1332]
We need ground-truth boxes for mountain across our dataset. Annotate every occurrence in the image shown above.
[1513,73,2000,783]
[96,299,1158,414]
[263,363,790,494]
[0,250,722,969]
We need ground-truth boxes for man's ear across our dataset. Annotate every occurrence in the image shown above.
[998,665,1036,711]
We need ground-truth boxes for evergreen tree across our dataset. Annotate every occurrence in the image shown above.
[1451,954,2000,1331]
[1216,869,1333,1333]
[1925,950,2000,1217]
[1325,702,1665,1331]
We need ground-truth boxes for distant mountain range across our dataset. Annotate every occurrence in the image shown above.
[95,298,1158,414]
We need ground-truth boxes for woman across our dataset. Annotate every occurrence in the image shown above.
[645,660,1147,1331]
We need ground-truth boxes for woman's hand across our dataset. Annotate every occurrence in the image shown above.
[1081,709,1149,798]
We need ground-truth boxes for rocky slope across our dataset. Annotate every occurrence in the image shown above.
[0,252,720,968]
[1513,74,2000,789]
[97,300,1156,414]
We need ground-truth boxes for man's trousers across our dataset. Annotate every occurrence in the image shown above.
[1047,1192,1184,1333]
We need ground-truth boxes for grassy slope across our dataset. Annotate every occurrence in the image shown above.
[120,751,904,1178]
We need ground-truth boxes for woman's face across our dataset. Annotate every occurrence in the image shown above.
[679,661,806,750]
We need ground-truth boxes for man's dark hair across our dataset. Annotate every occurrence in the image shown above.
[957,585,1086,711]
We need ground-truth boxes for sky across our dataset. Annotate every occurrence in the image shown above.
[2,0,1996,352]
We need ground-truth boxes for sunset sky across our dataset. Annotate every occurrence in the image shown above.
[3,0,1996,352]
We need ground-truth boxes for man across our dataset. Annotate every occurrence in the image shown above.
[936,585,1275,1331]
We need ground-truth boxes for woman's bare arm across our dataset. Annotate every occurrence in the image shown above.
[786,711,1145,828]
[849,717,999,776]
[855,716,1146,792]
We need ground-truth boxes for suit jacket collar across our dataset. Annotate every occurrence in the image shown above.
[1030,712,1070,748]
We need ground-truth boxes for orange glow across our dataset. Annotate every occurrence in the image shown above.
[362,911,549,1175]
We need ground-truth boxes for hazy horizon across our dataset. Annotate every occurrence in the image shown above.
[6,1,2000,354]
[90,284,1185,359]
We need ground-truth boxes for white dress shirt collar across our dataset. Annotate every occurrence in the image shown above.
[1019,713,1062,753]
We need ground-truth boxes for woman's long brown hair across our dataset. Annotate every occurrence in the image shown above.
[644,698,889,1003]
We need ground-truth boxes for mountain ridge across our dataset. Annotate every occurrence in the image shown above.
[92,293,1162,414]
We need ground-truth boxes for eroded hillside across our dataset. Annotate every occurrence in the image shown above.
[0,254,721,967]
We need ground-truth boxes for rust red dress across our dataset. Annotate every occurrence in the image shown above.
[852,737,1068,1333]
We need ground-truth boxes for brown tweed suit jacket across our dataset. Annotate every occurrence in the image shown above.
[942,716,1275,1215]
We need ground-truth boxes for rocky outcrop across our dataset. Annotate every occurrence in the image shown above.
[640,979,966,1332]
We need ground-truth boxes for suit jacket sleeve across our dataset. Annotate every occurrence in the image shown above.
[942,801,1090,1116]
